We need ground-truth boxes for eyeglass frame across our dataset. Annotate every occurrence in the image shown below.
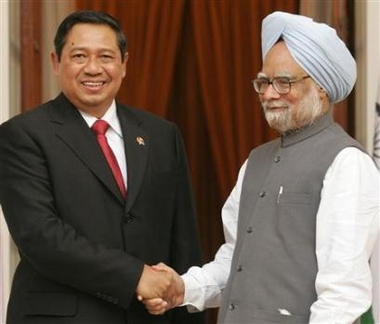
[251,75,311,95]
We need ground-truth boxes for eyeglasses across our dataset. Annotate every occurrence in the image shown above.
[251,75,310,95]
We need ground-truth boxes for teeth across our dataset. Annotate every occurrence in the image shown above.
[83,82,103,87]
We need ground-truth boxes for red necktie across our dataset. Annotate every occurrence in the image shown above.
[91,120,126,199]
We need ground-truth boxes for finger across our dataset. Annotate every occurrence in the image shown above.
[146,304,167,313]
[146,302,167,313]
[142,298,166,306]
[145,301,168,313]
[148,308,167,315]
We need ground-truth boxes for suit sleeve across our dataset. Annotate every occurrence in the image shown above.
[0,119,143,310]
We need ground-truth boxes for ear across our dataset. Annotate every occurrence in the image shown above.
[50,52,60,75]
[318,86,329,102]
[121,52,129,78]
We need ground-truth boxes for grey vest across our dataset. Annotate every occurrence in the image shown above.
[218,113,363,324]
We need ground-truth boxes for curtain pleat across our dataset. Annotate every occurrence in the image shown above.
[181,2,299,277]
[76,0,186,116]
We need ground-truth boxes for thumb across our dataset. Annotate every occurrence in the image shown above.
[152,262,171,272]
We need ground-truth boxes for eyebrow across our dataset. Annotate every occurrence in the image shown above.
[257,72,268,78]
[68,47,117,54]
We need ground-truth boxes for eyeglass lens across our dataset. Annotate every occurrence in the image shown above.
[253,77,291,94]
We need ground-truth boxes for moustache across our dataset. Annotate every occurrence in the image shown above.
[262,101,289,110]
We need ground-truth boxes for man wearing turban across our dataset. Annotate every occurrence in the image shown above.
[141,11,379,324]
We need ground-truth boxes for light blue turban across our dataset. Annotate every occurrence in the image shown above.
[262,11,357,103]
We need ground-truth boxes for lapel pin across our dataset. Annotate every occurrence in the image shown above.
[136,136,145,146]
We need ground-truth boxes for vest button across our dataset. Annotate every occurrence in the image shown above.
[236,265,243,272]
[246,226,253,233]
[259,191,266,197]
[274,156,282,163]
[229,303,236,310]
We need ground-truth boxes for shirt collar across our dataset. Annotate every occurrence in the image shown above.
[79,101,123,137]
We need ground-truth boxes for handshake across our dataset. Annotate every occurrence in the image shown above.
[136,263,184,315]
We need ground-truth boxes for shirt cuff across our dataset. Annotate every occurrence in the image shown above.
[180,273,203,312]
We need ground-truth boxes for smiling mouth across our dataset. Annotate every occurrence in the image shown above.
[266,106,287,112]
[82,81,105,87]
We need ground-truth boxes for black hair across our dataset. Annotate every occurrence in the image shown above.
[54,10,127,62]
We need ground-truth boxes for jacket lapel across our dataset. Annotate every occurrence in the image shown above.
[117,105,149,212]
[49,94,125,203]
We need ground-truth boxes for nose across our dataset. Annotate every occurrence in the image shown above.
[84,57,102,75]
[261,83,280,101]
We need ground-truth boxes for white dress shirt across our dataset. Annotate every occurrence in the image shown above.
[79,101,128,189]
[182,147,380,324]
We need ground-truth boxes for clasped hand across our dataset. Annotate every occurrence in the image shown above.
[136,263,184,315]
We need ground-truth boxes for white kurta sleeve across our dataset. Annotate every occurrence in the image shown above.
[181,161,247,312]
[311,147,380,323]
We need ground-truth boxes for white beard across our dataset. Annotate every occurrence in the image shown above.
[262,85,323,134]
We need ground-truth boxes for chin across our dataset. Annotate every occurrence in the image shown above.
[265,115,296,135]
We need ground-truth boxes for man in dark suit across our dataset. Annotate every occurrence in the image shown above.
[0,10,205,324]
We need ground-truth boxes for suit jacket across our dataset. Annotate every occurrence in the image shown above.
[0,93,205,324]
